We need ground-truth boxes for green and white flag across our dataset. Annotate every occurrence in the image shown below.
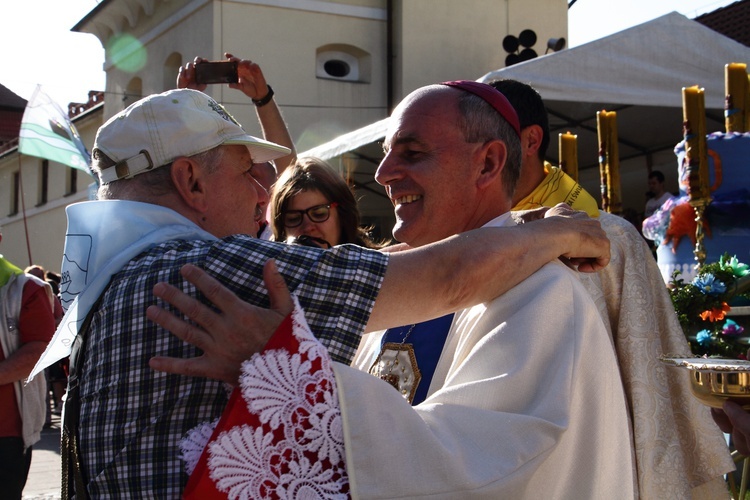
[18,85,92,174]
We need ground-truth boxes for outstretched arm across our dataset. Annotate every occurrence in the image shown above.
[176,54,297,173]
[148,214,608,382]
[367,211,609,331]
[224,53,297,173]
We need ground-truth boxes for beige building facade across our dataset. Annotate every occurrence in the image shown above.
[1,0,567,270]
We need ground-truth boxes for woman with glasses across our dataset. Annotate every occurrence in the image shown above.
[270,157,387,249]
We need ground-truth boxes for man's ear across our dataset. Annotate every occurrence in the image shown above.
[522,125,544,158]
[476,139,506,189]
[170,158,209,213]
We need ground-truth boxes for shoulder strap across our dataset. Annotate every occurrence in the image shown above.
[61,283,110,500]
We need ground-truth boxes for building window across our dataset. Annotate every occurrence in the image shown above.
[65,167,78,196]
[123,77,143,107]
[164,53,182,92]
[37,160,49,206]
[316,44,370,83]
[10,171,19,216]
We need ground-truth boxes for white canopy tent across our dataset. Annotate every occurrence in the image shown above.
[300,12,750,216]
[480,11,744,108]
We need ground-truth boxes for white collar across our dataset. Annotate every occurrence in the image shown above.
[30,200,217,380]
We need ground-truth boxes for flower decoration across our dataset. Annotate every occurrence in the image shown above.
[696,329,712,345]
[692,274,726,296]
[699,302,730,322]
[723,319,745,336]
[721,254,750,277]
[670,253,750,358]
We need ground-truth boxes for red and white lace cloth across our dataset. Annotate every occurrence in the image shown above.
[180,298,349,499]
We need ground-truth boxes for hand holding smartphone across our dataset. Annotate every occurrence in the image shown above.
[194,61,239,85]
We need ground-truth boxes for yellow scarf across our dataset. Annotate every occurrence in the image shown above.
[0,255,23,288]
[513,163,600,218]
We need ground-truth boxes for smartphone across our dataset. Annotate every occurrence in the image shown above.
[194,61,239,85]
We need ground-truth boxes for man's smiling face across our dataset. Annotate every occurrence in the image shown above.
[376,87,487,247]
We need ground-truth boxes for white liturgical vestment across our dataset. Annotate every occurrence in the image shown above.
[346,217,636,498]
[511,166,733,497]
[578,211,733,498]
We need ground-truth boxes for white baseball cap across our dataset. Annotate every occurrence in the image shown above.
[95,89,291,184]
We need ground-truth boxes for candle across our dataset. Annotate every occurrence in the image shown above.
[682,86,709,202]
[606,112,621,215]
[596,110,621,214]
[725,63,748,133]
[559,131,578,181]
[597,111,609,212]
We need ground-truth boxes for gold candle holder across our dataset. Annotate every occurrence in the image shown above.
[689,198,710,268]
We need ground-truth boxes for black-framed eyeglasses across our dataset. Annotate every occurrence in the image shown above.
[282,203,338,228]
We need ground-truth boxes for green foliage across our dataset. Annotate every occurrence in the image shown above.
[669,253,750,358]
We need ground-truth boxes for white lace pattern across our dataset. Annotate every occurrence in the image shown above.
[180,297,349,498]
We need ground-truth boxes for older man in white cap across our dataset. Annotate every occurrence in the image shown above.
[39,88,613,497]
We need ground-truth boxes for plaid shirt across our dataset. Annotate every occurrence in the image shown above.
[79,235,387,497]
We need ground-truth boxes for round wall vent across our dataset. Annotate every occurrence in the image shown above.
[323,60,351,78]
[316,49,362,82]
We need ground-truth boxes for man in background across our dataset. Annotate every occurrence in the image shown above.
[0,229,56,499]
[645,169,675,218]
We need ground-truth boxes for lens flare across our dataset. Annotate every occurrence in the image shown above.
[107,34,147,73]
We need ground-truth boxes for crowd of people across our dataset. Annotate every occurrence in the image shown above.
[6,54,748,498]
[0,235,56,499]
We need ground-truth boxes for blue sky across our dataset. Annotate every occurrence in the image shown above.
[0,0,738,108]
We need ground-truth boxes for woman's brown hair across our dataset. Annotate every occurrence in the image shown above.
[271,157,386,248]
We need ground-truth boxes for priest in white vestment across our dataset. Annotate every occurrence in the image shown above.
[350,216,635,498]
[345,82,635,498]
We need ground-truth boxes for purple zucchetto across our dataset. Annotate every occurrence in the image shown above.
[440,80,521,138]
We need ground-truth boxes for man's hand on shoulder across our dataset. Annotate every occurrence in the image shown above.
[513,203,610,273]
[548,204,609,272]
